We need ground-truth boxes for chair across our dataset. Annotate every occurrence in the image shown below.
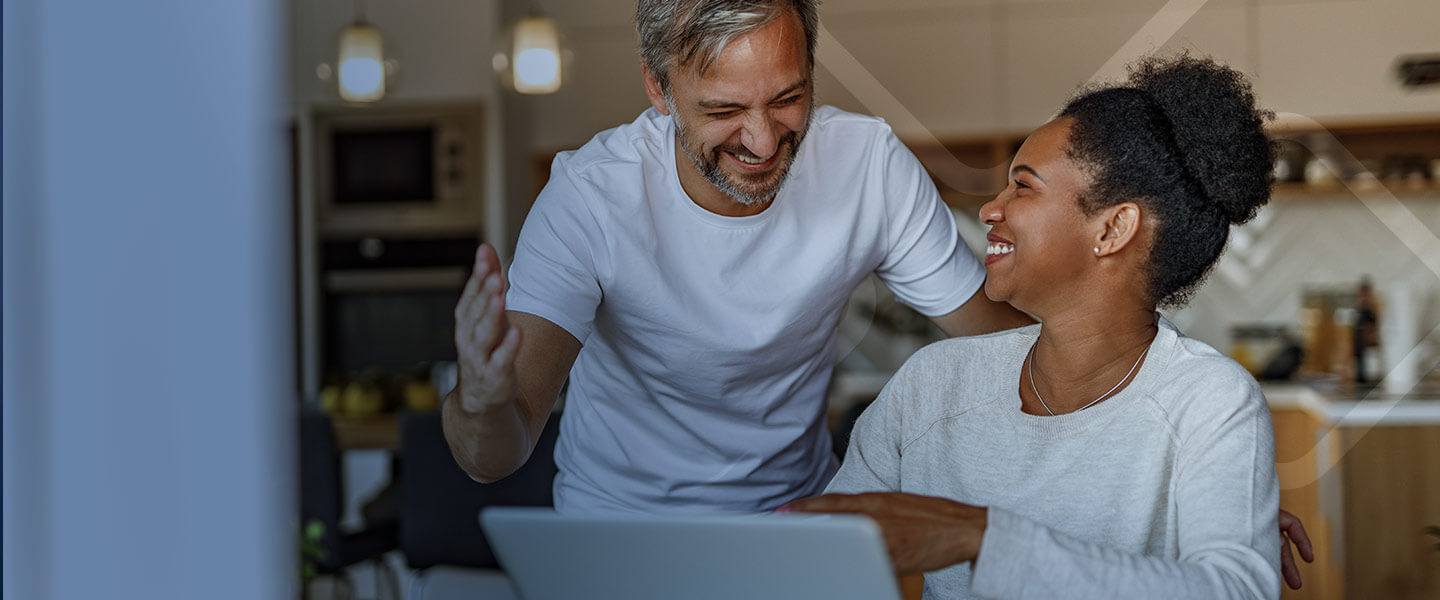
[299,409,401,599]
[399,410,561,599]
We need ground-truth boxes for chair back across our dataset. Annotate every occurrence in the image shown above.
[399,411,560,570]
[299,409,344,571]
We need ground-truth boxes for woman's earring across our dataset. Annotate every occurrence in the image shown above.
[1093,247,1101,255]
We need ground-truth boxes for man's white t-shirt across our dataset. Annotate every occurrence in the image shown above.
[506,106,985,513]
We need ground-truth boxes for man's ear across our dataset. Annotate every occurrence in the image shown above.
[641,63,670,115]
[1093,202,1142,257]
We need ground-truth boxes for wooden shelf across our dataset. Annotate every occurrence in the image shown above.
[904,119,1440,208]
[1272,181,1440,200]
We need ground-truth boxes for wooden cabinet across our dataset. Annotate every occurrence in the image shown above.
[1336,424,1440,598]
[1273,405,1440,600]
[1273,406,1345,600]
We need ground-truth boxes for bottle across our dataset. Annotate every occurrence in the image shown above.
[1352,277,1381,385]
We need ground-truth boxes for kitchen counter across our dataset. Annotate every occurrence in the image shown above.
[1266,382,1440,600]
[1262,382,1440,426]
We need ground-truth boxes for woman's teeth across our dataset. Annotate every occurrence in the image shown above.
[986,242,1014,256]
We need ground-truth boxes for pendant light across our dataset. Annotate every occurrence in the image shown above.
[495,11,566,95]
[335,1,387,102]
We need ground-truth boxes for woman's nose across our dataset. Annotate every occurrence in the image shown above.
[979,194,1004,226]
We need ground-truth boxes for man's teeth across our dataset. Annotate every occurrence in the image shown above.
[732,152,766,164]
[986,242,1014,256]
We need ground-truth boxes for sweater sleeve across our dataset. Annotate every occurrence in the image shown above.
[824,355,919,494]
[970,379,1281,600]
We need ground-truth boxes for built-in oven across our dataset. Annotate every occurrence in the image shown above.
[319,235,476,384]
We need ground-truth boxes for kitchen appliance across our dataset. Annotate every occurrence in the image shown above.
[319,234,476,384]
[313,103,485,238]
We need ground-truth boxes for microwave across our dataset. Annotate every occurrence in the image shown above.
[312,103,486,238]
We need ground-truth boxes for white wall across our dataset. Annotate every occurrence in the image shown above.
[3,1,293,598]
[1167,194,1440,366]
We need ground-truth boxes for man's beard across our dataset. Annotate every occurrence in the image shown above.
[672,99,812,207]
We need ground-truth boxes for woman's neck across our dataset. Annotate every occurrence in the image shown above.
[1024,305,1159,415]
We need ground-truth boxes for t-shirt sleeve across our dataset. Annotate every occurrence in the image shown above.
[505,157,605,343]
[970,375,1282,599]
[871,132,985,317]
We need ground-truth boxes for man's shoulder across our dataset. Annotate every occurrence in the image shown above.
[555,108,671,181]
[808,105,895,142]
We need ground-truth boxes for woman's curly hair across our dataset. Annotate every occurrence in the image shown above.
[1059,53,1275,307]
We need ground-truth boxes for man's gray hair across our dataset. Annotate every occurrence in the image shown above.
[636,0,819,94]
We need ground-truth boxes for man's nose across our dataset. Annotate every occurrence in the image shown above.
[739,112,781,159]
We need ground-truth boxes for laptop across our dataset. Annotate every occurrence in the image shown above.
[481,507,902,600]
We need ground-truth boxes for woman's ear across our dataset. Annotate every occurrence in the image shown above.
[1093,202,1142,257]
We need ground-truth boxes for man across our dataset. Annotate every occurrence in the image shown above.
[444,0,1028,514]
[442,2,1312,587]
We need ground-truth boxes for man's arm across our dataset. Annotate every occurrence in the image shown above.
[442,244,581,483]
[929,286,1034,338]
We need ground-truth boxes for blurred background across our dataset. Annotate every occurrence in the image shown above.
[6,0,1439,598]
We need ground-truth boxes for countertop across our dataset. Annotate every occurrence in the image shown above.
[1261,382,1440,426]
[829,371,1440,426]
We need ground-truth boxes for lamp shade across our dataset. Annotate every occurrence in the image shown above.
[511,16,562,94]
[338,22,385,102]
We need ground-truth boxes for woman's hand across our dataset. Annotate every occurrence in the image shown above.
[782,492,987,575]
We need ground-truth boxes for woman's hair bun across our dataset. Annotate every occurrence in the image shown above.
[1129,53,1275,225]
[1058,53,1276,307]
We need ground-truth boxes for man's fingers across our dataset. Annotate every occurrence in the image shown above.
[456,272,505,341]
[474,243,502,277]
[470,285,510,354]
[1280,534,1302,590]
[487,326,522,372]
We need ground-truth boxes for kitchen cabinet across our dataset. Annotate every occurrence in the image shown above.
[1269,386,1440,600]
[821,8,999,139]
[1000,0,1252,131]
[517,0,1440,153]
[1254,0,1440,124]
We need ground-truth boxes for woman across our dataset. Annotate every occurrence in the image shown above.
[785,55,1284,598]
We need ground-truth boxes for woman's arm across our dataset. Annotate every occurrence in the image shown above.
[792,369,1282,599]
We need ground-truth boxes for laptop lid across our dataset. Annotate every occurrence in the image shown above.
[481,507,902,600]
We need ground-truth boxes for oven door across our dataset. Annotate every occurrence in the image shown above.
[319,236,475,378]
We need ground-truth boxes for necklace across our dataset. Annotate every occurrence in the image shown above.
[1026,342,1150,416]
